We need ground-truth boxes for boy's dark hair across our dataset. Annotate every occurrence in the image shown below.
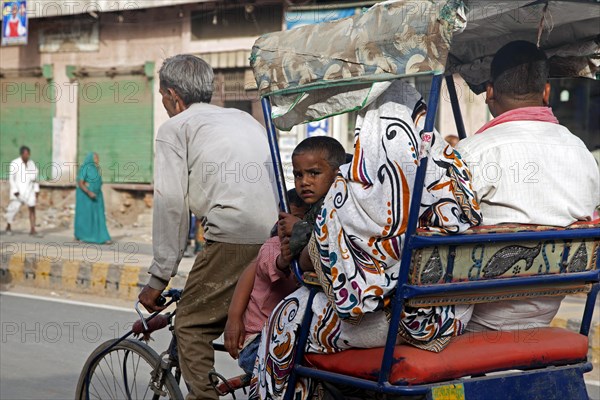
[19,146,30,155]
[292,136,346,170]
[287,188,306,208]
[490,40,549,97]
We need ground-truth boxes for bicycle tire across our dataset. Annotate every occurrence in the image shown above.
[75,338,183,400]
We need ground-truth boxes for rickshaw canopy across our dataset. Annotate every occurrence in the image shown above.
[250,0,599,130]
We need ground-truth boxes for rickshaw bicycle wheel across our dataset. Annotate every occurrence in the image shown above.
[75,339,183,400]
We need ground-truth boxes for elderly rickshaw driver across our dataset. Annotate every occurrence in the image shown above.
[138,55,278,400]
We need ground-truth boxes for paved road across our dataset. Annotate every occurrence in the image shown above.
[0,292,598,400]
[0,292,243,399]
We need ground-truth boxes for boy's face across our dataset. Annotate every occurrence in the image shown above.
[292,151,337,205]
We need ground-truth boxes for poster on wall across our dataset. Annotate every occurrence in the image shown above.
[1,0,27,46]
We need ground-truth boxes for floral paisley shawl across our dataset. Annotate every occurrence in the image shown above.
[314,79,482,349]
[250,79,482,400]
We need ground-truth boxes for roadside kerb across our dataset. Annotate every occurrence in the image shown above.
[0,250,188,301]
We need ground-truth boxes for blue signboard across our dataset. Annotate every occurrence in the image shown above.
[2,0,27,46]
[285,8,357,30]
[306,119,329,137]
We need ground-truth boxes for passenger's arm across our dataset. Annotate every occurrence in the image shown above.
[276,237,292,273]
[454,145,487,204]
[224,260,257,359]
[298,246,314,272]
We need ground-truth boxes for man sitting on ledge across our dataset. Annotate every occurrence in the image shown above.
[456,40,600,332]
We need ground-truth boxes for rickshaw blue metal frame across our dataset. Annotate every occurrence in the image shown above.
[259,71,600,399]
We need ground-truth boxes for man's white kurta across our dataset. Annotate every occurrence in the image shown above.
[456,120,600,331]
[5,157,40,224]
[8,157,39,205]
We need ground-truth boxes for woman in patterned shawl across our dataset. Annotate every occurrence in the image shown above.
[251,79,482,399]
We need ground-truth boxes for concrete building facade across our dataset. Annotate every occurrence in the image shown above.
[1,0,286,186]
[1,0,493,186]
[3,0,594,228]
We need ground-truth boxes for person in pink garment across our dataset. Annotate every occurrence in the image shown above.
[224,189,308,374]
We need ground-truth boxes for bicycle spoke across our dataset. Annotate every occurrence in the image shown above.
[128,351,147,400]
[116,347,125,392]
[124,351,136,399]
[131,352,141,399]
[123,350,132,400]
[108,352,119,398]
[142,375,151,399]
[89,381,106,400]
[109,350,128,399]
[94,361,116,399]
[105,351,129,399]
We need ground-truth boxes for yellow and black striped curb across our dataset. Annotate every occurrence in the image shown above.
[1,251,598,369]
[0,252,188,301]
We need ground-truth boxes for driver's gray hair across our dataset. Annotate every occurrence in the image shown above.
[159,54,214,105]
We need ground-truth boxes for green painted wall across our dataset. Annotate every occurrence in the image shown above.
[77,75,154,183]
[0,76,53,180]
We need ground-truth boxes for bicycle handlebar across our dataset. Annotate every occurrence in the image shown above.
[134,289,181,331]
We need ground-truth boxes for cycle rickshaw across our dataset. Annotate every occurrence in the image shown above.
[77,1,599,399]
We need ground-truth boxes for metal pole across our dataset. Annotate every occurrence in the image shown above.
[261,97,290,214]
[580,282,600,335]
[260,97,304,282]
[379,74,444,385]
[445,74,467,139]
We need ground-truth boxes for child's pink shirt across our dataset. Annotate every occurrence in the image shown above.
[242,236,298,338]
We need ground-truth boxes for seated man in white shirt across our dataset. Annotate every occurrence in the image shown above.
[456,41,600,332]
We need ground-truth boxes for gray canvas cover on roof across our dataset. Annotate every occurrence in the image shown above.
[251,0,599,129]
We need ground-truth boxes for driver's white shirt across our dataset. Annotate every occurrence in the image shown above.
[456,120,599,331]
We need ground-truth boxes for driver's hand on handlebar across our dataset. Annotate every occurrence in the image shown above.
[224,317,245,359]
[138,285,167,313]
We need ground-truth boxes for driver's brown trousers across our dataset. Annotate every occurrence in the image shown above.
[175,241,261,400]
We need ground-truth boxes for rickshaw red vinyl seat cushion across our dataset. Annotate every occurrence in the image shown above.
[304,327,588,385]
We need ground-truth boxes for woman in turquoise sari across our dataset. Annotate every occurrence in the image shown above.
[74,152,111,244]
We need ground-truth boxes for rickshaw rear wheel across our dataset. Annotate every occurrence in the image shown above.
[75,338,183,400]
